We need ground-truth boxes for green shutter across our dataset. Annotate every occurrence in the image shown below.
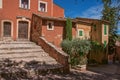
[104,25,107,35]
[79,30,83,36]
[104,41,107,48]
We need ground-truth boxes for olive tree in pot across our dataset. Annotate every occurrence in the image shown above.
[61,38,91,71]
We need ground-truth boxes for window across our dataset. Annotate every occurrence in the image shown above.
[79,30,83,36]
[38,1,47,12]
[0,0,2,8]
[19,0,30,9]
[47,21,54,30]
[3,22,12,37]
[104,24,107,35]
[78,29,84,37]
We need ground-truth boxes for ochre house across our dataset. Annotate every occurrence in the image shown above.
[0,0,109,48]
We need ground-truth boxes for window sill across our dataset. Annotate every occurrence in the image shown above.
[47,29,54,31]
[104,34,108,36]
[38,10,47,13]
[19,7,30,11]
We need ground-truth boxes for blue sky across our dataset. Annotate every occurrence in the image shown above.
[54,0,120,34]
[54,0,103,18]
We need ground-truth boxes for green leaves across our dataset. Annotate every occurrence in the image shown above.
[61,38,91,66]
[65,18,72,41]
[102,0,119,54]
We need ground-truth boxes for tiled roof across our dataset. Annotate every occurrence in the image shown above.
[76,17,110,24]
[33,13,92,24]
[33,13,66,21]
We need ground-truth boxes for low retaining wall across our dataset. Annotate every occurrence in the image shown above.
[116,46,120,62]
[37,37,69,73]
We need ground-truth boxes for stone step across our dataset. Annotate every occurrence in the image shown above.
[0,41,35,44]
[0,52,49,58]
[11,57,58,65]
[0,40,60,66]
[0,48,44,54]
[0,43,39,47]
[0,46,41,50]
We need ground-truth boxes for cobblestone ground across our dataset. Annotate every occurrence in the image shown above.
[32,64,120,80]
[0,64,120,80]
[33,69,120,80]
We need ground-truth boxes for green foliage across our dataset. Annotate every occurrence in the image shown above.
[61,40,72,55]
[89,41,107,64]
[71,39,91,55]
[116,34,120,41]
[91,41,104,52]
[102,0,119,54]
[65,18,72,41]
[61,38,91,66]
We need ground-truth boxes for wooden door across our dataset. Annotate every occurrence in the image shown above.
[3,22,11,37]
[18,21,28,39]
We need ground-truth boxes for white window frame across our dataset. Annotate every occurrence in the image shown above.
[38,0,47,12]
[78,29,84,37]
[47,21,54,30]
[19,0,30,9]
[0,0,2,8]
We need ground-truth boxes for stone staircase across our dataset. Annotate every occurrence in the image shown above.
[0,40,60,65]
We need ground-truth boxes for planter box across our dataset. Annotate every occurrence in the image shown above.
[72,65,86,71]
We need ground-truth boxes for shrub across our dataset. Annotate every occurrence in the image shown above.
[61,40,72,55]
[89,41,107,64]
[61,38,91,66]
[71,39,91,56]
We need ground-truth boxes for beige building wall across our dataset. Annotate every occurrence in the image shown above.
[76,24,91,39]
[0,0,2,8]
[101,24,109,44]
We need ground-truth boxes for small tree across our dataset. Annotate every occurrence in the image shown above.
[65,18,72,41]
[102,0,119,54]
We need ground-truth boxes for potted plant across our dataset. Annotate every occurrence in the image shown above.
[61,38,91,71]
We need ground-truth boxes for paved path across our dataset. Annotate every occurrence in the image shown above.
[88,64,120,74]
[31,64,120,80]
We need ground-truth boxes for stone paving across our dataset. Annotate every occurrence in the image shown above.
[33,64,120,80]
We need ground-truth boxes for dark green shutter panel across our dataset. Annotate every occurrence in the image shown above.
[104,25,107,35]
[79,30,83,36]
[104,41,107,48]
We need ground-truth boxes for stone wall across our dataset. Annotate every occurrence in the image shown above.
[116,46,120,62]
[31,14,42,43]
[37,37,69,73]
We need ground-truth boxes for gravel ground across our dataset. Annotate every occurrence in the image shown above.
[0,59,120,80]
[31,69,120,80]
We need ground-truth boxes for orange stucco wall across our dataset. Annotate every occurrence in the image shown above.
[53,3,64,18]
[41,20,76,47]
[0,0,64,40]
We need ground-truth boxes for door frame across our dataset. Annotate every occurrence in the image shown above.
[1,20,13,38]
[17,18,31,40]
